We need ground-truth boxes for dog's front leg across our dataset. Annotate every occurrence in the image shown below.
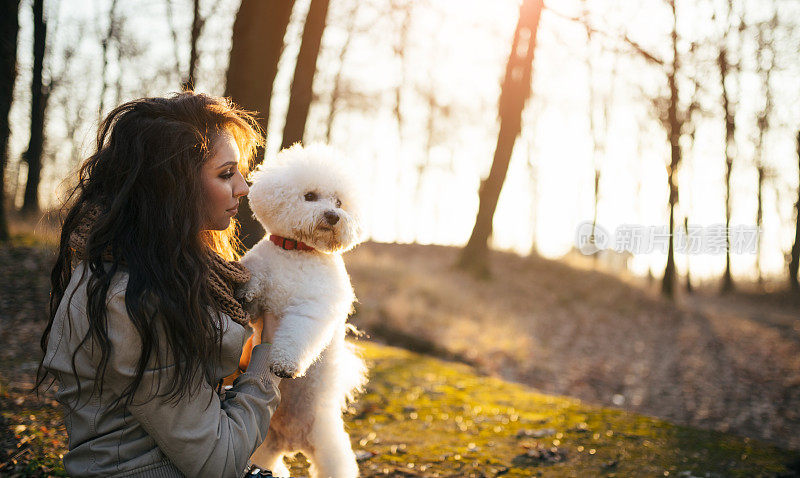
[269,302,339,379]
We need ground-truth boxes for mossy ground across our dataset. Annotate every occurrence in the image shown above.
[5,339,800,477]
[2,237,799,476]
[280,340,800,477]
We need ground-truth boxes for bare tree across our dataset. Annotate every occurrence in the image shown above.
[457,0,544,276]
[790,130,800,292]
[97,0,119,119]
[618,1,688,298]
[184,0,201,90]
[660,1,684,298]
[716,0,744,293]
[54,45,89,170]
[165,0,183,80]
[324,0,360,143]
[684,217,693,292]
[167,0,224,91]
[520,89,545,254]
[682,76,705,294]
[411,71,455,242]
[225,0,295,248]
[550,1,690,296]
[0,0,21,240]
[20,0,49,216]
[106,16,146,111]
[281,0,332,149]
[386,0,418,241]
[581,0,617,258]
[752,11,778,287]
[93,1,142,124]
[389,0,413,144]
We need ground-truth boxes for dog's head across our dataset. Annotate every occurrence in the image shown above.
[248,144,365,254]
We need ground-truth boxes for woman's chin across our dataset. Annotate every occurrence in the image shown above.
[203,217,233,232]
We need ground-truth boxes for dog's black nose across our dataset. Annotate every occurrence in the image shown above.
[324,210,339,225]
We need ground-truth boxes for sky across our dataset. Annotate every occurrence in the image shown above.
[6,0,800,283]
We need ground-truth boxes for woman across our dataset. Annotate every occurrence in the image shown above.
[36,92,279,477]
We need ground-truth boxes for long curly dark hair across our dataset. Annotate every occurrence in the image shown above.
[37,91,262,405]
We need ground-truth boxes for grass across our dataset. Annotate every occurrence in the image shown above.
[344,242,800,451]
[281,340,800,477]
[6,340,799,477]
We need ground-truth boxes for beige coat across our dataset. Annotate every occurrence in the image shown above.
[43,262,281,477]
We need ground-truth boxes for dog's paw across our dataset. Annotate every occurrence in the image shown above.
[270,361,302,379]
[237,283,259,303]
[235,278,264,313]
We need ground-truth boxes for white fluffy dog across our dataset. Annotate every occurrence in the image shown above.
[239,144,368,478]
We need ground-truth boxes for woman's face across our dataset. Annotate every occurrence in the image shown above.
[200,133,249,231]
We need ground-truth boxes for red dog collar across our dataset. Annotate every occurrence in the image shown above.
[268,234,316,252]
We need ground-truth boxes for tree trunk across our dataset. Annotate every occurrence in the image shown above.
[0,0,21,240]
[389,1,414,239]
[790,130,800,292]
[684,216,693,293]
[457,0,543,276]
[21,0,47,216]
[582,0,604,260]
[755,164,764,284]
[754,12,776,288]
[280,0,331,150]
[182,0,201,91]
[97,0,118,120]
[718,43,736,293]
[390,0,412,145]
[661,0,681,299]
[165,0,183,79]
[225,0,295,248]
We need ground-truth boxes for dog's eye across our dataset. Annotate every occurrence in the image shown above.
[304,192,318,201]
[335,198,342,208]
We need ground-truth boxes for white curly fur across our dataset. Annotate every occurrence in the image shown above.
[240,144,368,478]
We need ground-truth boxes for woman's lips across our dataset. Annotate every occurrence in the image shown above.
[227,206,238,215]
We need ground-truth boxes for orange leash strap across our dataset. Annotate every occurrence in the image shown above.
[222,333,255,387]
[239,334,255,372]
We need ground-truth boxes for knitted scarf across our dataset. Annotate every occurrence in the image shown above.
[68,206,252,326]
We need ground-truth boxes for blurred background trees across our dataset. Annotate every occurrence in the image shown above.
[20,0,47,216]
[457,0,543,276]
[0,0,21,241]
[1,0,799,296]
[225,0,295,247]
[280,0,331,150]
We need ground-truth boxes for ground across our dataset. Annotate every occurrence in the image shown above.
[1,238,799,476]
[346,242,800,451]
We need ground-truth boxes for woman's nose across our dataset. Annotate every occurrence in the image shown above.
[234,173,250,198]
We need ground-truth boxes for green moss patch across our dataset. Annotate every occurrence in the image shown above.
[4,340,799,477]
[327,341,800,477]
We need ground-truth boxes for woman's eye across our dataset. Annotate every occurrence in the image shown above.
[335,198,342,208]
[304,192,318,201]
[220,170,234,180]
